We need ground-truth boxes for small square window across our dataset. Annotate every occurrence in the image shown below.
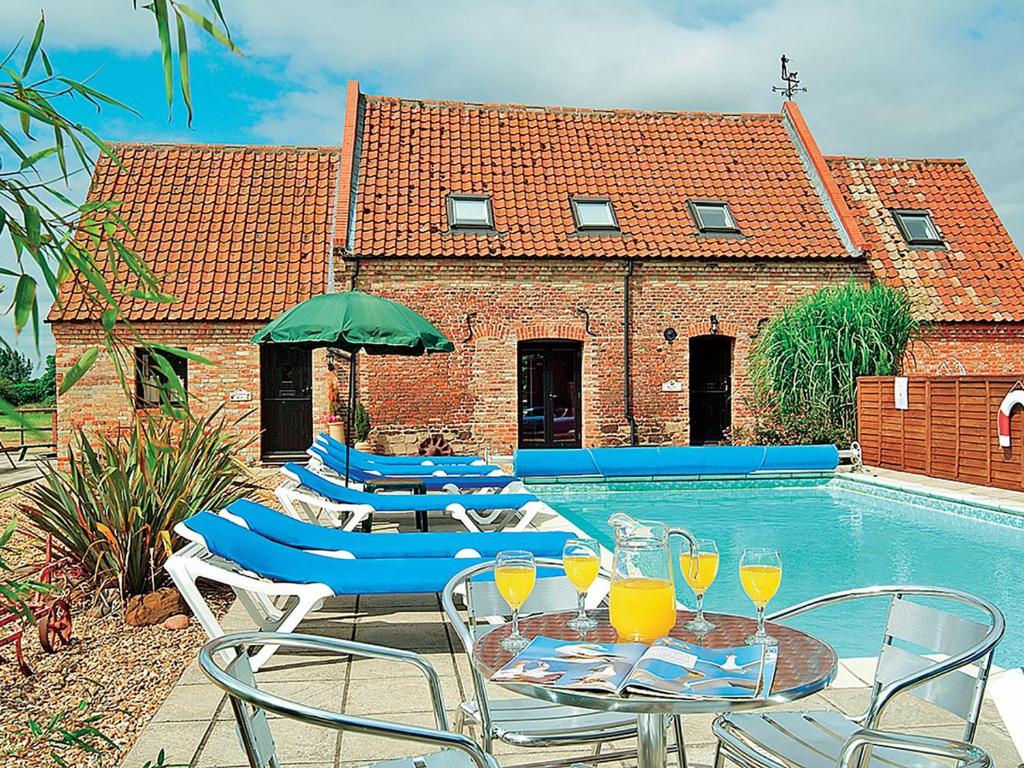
[689,201,740,234]
[893,209,943,246]
[447,194,493,229]
[571,197,619,231]
[135,347,188,409]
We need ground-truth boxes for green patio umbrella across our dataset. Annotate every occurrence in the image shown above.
[253,291,454,483]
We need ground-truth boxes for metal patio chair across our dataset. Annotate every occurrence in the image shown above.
[442,558,688,767]
[199,631,498,768]
[712,586,1003,768]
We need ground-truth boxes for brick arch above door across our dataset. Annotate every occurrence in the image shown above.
[516,322,587,342]
[457,320,587,342]
[685,321,741,340]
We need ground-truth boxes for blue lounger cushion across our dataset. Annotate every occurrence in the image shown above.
[285,463,538,512]
[310,445,518,491]
[760,444,839,472]
[316,433,486,466]
[514,448,600,478]
[225,499,571,558]
[317,439,504,477]
[183,512,485,594]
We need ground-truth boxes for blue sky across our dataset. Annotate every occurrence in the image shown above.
[3,0,1023,368]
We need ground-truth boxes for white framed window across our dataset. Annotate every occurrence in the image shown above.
[689,200,740,234]
[893,209,943,246]
[447,194,494,229]
[570,197,619,231]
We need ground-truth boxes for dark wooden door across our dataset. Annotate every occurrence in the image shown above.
[518,342,582,449]
[261,345,313,459]
[689,335,732,445]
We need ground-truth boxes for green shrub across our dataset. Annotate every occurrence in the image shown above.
[354,401,371,442]
[0,349,33,384]
[19,407,254,598]
[0,355,55,406]
[746,281,918,446]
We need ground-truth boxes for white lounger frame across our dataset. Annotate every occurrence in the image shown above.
[165,525,335,671]
[166,518,483,670]
[274,466,546,532]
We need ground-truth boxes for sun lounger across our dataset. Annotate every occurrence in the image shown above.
[315,433,489,466]
[315,435,506,476]
[221,498,572,558]
[276,462,545,532]
[308,443,522,493]
[167,511,493,669]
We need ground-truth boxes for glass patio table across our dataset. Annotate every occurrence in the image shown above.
[473,609,837,768]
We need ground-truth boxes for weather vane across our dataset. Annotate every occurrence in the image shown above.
[773,55,806,100]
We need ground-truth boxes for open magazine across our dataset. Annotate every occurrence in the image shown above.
[490,636,777,699]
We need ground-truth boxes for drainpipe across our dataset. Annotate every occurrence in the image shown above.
[623,257,638,446]
[348,255,360,291]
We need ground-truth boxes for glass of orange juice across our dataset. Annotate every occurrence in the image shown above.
[680,538,719,633]
[563,538,600,632]
[739,547,782,647]
[495,550,536,653]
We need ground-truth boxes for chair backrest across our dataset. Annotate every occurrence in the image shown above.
[872,592,1002,740]
[442,558,603,737]
[200,632,493,768]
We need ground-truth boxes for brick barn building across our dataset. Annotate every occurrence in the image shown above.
[50,82,1024,460]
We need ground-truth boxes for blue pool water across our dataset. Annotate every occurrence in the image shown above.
[528,476,1022,665]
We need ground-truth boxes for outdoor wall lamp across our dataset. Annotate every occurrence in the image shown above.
[710,314,719,335]
[663,327,678,344]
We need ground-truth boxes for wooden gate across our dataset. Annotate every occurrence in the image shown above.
[857,376,1024,491]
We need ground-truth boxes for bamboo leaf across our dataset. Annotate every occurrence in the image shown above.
[174,2,241,53]
[21,13,45,77]
[12,273,36,333]
[19,145,58,171]
[152,0,175,117]
[59,346,100,394]
[24,204,40,247]
[174,11,193,125]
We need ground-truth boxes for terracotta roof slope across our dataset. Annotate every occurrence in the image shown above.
[50,143,340,322]
[352,95,851,260]
[826,156,1024,322]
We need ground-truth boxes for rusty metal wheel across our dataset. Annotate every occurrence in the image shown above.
[38,598,72,653]
[418,433,454,456]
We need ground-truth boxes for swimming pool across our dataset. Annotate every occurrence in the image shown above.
[528,475,1022,664]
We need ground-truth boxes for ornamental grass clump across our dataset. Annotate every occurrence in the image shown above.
[746,281,919,445]
[19,407,253,599]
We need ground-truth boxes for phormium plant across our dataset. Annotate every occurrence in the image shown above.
[18,406,254,598]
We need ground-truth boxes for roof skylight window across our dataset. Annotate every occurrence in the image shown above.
[447,194,493,229]
[571,197,619,232]
[689,201,740,234]
[893,209,943,247]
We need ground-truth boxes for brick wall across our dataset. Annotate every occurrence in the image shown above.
[51,321,330,464]
[341,257,868,454]
[906,323,1024,375]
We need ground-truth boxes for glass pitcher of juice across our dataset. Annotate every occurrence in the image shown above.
[608,513,697,644]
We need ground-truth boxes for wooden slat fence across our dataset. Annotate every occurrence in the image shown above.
[857,376,1024,491]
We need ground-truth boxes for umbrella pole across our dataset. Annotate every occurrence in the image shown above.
[346,353,355,488]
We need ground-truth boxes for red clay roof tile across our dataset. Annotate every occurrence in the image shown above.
[826,156,1024,322]
[350,94,850,260]
[50,143,340,322]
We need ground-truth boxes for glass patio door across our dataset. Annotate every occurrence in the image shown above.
[518,342,582,448]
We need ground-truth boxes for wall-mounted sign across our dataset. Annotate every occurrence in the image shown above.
[894,377,909,410]
[230,388,253,402]
[662,380,683,393]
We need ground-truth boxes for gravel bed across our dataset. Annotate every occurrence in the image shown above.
[0,469,282,767]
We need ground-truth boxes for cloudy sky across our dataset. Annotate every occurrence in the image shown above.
[3,0,1023,366]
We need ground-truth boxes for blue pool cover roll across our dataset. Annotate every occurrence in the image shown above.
[515,444,838,479]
